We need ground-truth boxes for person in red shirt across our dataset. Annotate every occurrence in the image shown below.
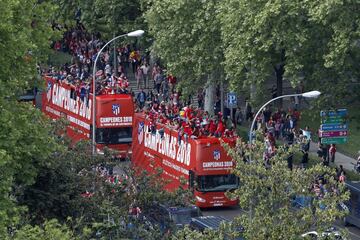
[184,106,193,120]
[329,144,337,163]
[215,119,225,137]
[209,119,217,136]
[272,108,281,122]
[184,123,192,137]
[54,41,61,51]
[267,132,276,146]
[100,83,112,95]
[167,74,177,91]
[159,113,167,124]
[293,108,301,121]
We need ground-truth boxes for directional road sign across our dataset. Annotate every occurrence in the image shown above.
[321,137,348,144]
[320,123,348,131]
[227,92,237,108]
[321,116,347,124]
[319,130,348,138]
[320,109,348,117]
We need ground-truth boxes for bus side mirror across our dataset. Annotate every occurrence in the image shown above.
[189,170,195,190]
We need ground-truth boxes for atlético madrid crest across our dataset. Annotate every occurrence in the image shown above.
[112,104,120,116]
[138,122,144,144]
[213,150,221,161]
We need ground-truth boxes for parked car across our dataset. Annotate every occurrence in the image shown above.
[143,203,202,232]
[190,216,229,231]
[301,227,346,239]
[344,181,360,228]
[190,216,244,239]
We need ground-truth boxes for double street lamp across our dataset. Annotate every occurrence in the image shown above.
[249,90,321,144]
[92,30,145,155]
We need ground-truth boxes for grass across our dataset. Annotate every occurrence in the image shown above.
[236,125,249,140]
[47,50,72,68]
[300,107,360,158]
[293,150,360,181]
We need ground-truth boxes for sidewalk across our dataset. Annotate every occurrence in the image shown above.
[309,141,357,172]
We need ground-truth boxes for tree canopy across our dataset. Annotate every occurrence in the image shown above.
[225,138,348,239]
[143,0,225,96]
[218,0,360,106]
[0,0,60,235]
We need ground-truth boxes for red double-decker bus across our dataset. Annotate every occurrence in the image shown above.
[132,113,239,208]
[39,76,134,158]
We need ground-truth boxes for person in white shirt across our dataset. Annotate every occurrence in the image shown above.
[140,62,150,88]
[300,126,312,141]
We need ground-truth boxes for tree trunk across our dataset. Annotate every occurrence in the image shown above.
[250,83,256,102]
[274,49,286,107]
[204,75,215,116]
[113,32,117,76]
[275,65,284,107]
[220,80,224,115]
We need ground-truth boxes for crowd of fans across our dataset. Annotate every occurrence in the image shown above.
[134,66,239,141]
[137,97,237,141]
[251,104,347,187]
[46,23,145,99]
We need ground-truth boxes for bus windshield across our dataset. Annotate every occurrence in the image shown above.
[197,174,239,192]
[96,127,132,144]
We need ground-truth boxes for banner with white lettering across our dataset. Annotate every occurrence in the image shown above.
[139,124,191,166]
[47,82,92,120]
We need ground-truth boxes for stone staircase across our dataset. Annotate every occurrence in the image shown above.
[125,66,199,108]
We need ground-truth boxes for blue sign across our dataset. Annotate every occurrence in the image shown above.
[320,123,348,131]
[227,92,237,107]
[320,109,348,117]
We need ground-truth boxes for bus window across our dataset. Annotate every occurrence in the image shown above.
[96,127,132,144]
[196,174,239,192]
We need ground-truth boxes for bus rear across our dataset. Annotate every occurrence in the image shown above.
[95,94,134,159]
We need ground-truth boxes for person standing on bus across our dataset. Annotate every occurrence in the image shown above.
[137,88,146,110]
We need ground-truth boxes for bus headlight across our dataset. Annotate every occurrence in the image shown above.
[195,196,206,203]
[96,148,104,155]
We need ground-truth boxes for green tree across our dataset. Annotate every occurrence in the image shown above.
[55,0,145,39]
[219,0,360,107]
[143,0,225,114]
[81,0,144,38]
[0,0,60,235]
[223,137,349,240]
[12,219,75,240]
[16,119,192,239]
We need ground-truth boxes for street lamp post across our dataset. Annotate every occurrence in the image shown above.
[246,90,320,223]
[249,91,321,144]
[92,30,144,155]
